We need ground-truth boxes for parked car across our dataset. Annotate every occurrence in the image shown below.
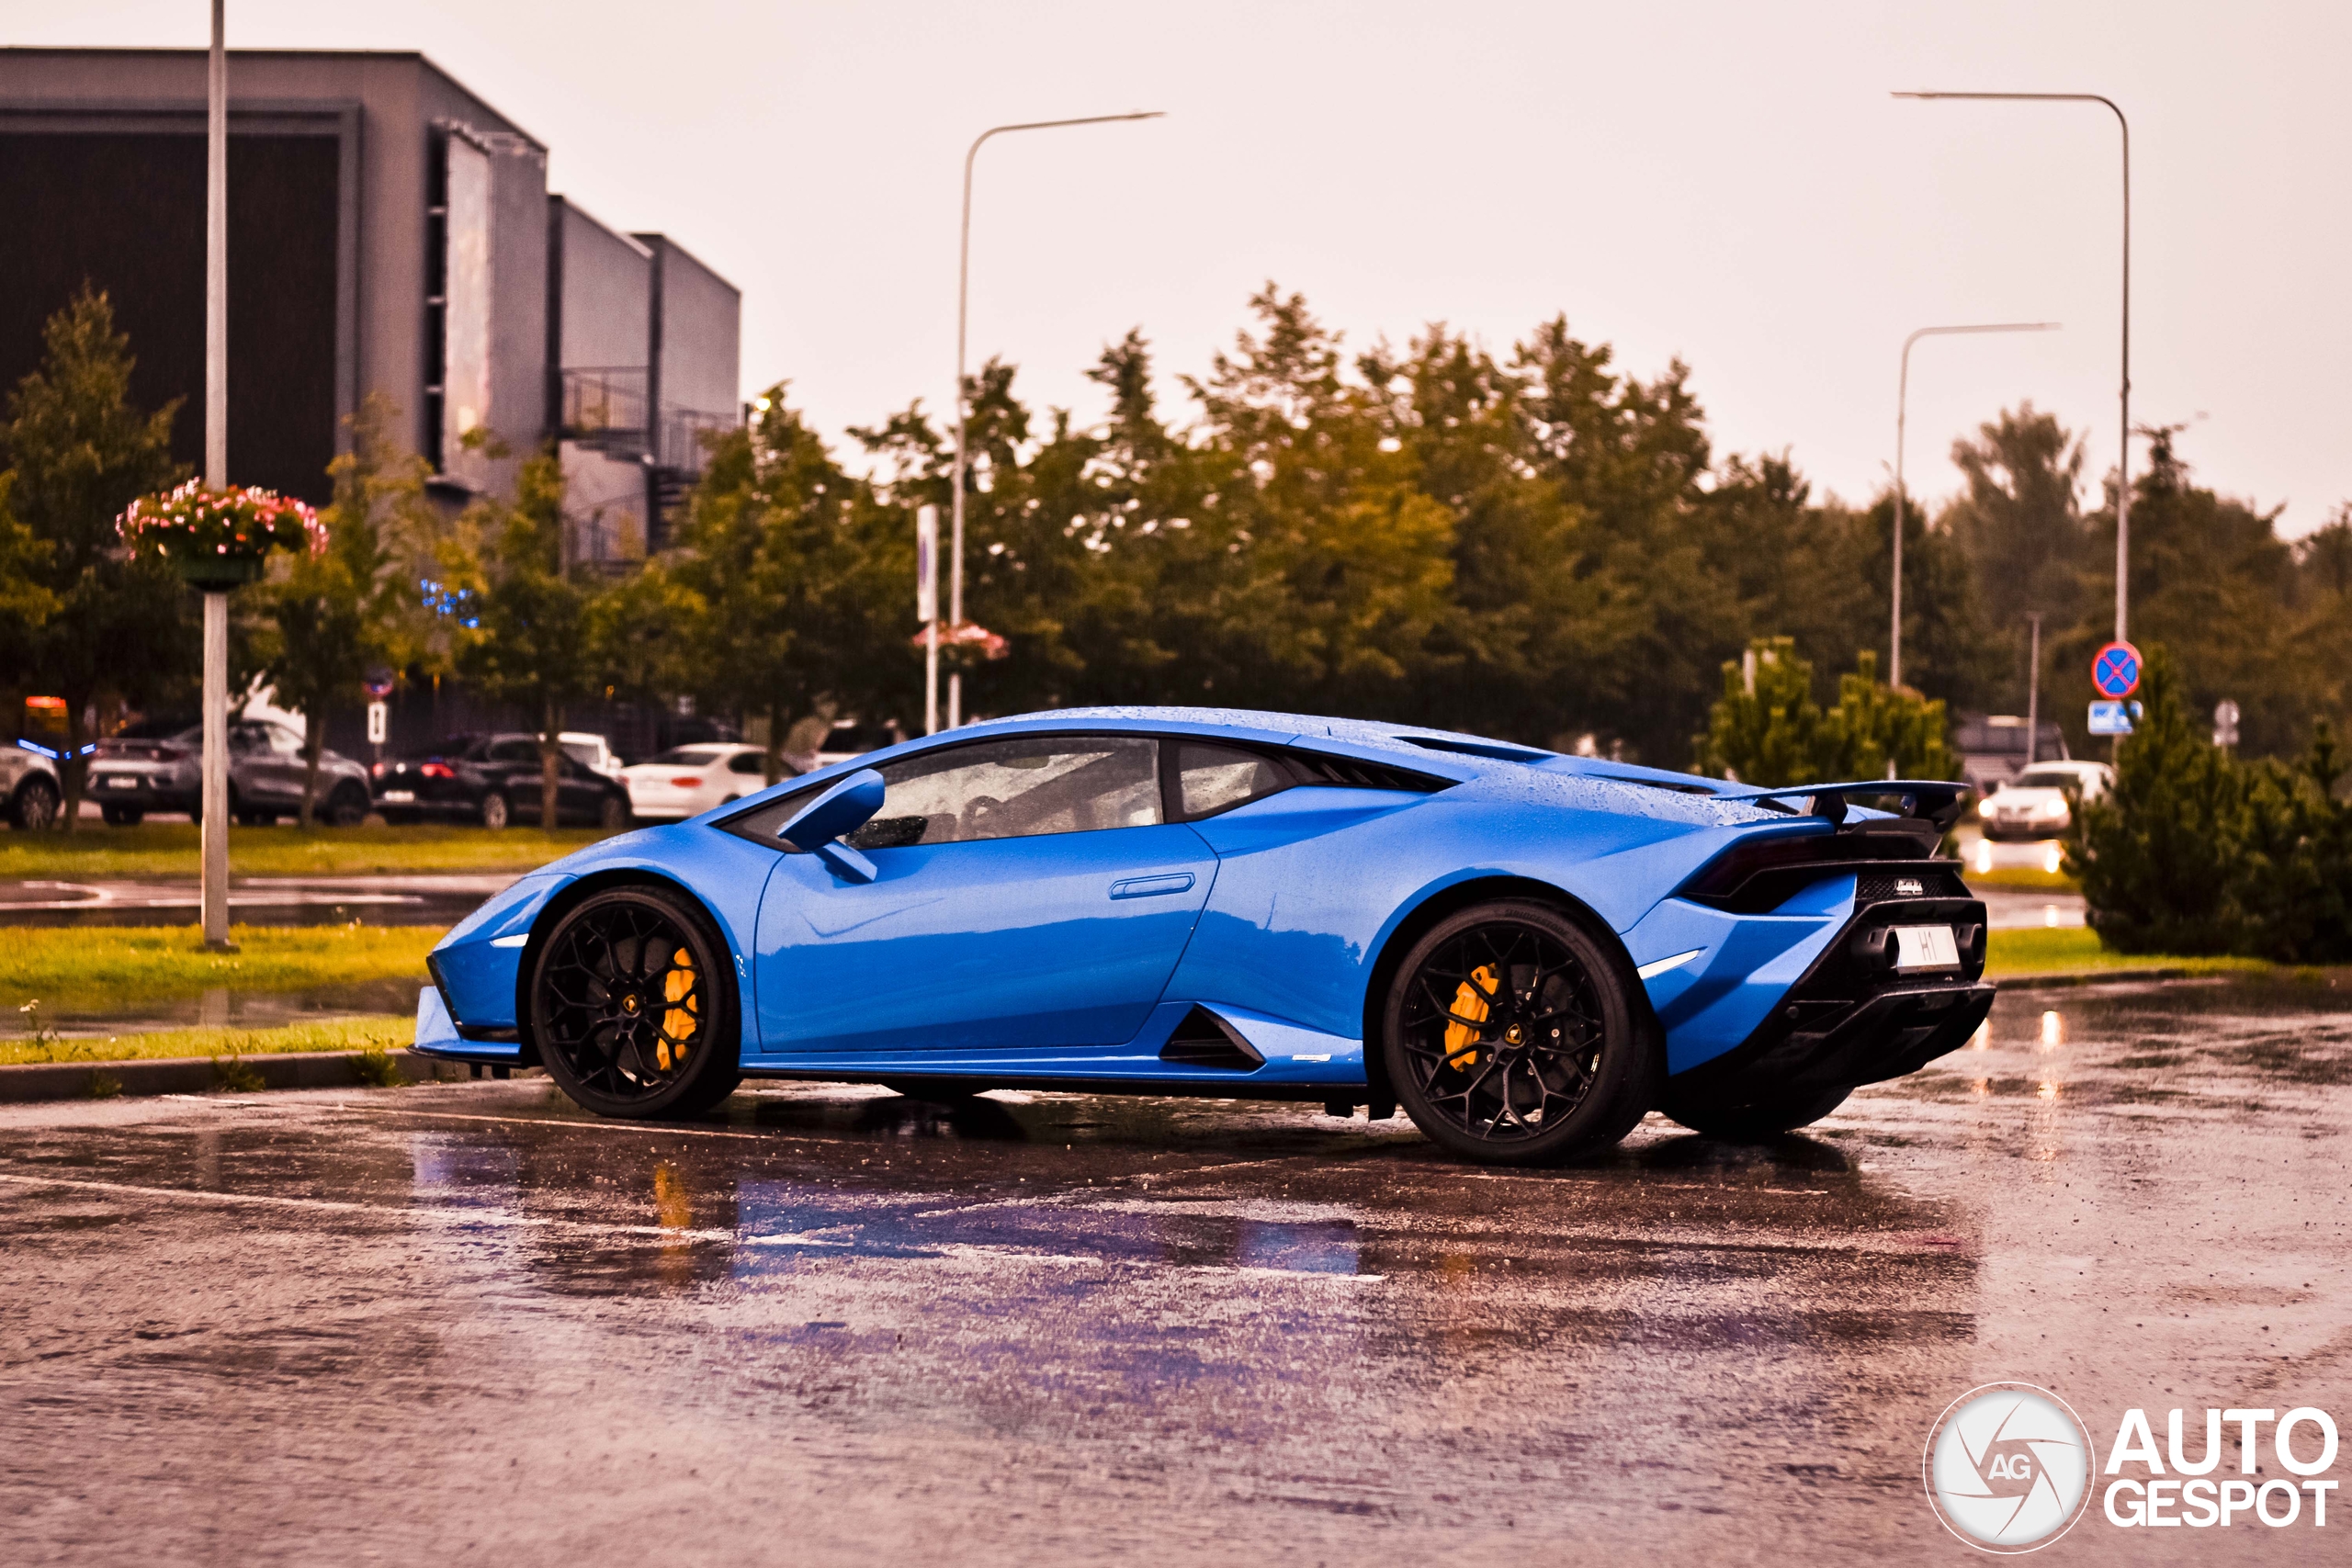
[814,720,901,770]
[87,716,373,826]
[1980,761,2113,841]
[373,733,633,829]
[419,707,1990,1162]
[3,742,62,829]
[620,742,791,822]
[559,731,625,780]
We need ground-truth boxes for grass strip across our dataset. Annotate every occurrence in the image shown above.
[1984,926,2268,978]
[1962,865,2081,892]
[2,923,440,1013]
[0,821,614,879]
[0,1013,413,1067]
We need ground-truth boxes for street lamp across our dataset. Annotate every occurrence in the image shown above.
[1892,321,2060,689]
[1894,90,2132,646]
[202,0,231,949]
[947,110,1165,728]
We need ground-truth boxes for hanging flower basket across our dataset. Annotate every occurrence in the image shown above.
[910,619,1010,665]
[116,479,326,590]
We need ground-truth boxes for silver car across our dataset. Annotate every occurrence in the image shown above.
[88,717,374,827]
[3,742,62,829]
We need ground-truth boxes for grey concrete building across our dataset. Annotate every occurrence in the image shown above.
[0,46,740,551]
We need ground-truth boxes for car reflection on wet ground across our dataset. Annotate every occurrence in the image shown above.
[3,978,2346,1564]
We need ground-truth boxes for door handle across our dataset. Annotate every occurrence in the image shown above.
[1110,872,1195,900]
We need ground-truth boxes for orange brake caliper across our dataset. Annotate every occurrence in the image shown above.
[1443,965,1499,1068]
[657,947,698,1071]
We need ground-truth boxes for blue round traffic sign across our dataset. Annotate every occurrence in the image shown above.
[2092,640,2142,700]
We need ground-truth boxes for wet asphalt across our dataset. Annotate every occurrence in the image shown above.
[3,978,2347,1565]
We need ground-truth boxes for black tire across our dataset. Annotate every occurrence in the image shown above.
[479,791,510,830]
[100,804,145,827]
[324,784,369,828]
[1657,1084,1850,1141]
[1382,899,1660,1166]
[528,885,742,1120]
[597,794,631,831]
[12,775,60,830]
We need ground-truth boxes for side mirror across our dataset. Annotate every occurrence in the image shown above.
[777,768,885,883]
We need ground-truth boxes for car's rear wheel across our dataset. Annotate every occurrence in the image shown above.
[11,775,60,830]
[598,794,631,831]
[324,783,369,828]
[1383,900,1659,1166]
[1657,1084,1849,1141]
[100,804,144,827]
[528,886,741,1120]
[479,791,510,830]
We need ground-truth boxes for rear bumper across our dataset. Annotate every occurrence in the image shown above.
[1664,896,1993,1106]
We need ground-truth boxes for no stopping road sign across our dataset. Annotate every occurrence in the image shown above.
[2092,641,2142,700]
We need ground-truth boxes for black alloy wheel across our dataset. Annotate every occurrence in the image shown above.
[1384,900,1659,1165]
[529,886,741,1119]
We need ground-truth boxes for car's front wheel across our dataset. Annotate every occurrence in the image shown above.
[1657,1084,1849,1141]
[528,885,741,1120]
[1383,900,1659,1166]
[324,783,370,828]
[11,775,61,830]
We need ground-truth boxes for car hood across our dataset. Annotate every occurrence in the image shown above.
[1991,788,2071,808]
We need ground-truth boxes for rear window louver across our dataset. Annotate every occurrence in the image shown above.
[1283,750,1450,794]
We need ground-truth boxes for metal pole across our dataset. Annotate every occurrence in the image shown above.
[951,110,1164,728]
[1891,321,2060,690]
[201,0,231,950]
[2024,612,2043,766]
[1894,91,2131,640]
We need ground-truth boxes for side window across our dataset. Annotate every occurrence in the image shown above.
[844,736,1161,849]
[728,753,766,775]
[1175,741,1290,819]
[265,725,305,756]
[489,739,538,764]
[229,725,267,757]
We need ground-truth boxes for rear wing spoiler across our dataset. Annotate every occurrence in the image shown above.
[1709,778,1970,836]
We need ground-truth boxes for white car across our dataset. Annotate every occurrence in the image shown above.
[1982,761,2113,841]
[559,731,624,780]
[4,741,62,829]
[813,720,903,770]
[619,742,793,822]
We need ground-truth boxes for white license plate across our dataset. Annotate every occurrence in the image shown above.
[379,789,415,803]
[106,776,139,789]
[1894,925,1961,971]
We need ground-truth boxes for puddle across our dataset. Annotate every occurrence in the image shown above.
[25,978,421,1038]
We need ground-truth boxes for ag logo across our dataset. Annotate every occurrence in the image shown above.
[1923,1382,2095,1552]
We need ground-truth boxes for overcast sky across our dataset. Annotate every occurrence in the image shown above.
[26,2,2352,536]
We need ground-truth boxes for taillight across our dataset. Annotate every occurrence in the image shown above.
[370,761,387,778]
[157,745,187,761]
[421,761,456,779]
[672,776,703,789]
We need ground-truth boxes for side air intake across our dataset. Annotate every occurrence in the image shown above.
[1158,1007,1265,1072]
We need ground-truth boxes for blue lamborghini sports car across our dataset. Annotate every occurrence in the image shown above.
[413,707,1993,1165]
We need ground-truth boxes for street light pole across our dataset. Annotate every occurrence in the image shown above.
[1893,321,2060,688]
[201,0,231,950]
[949,110,1164,728]
[2024,612,2044,767]
[1894,90,2132,644]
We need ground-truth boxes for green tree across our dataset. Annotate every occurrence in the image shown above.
[442,440,598,830]
[2069,648,2243,954]
[2,286,190,829]
[247,394,433,825]
[1942,403,2091,714]
[1697,639,1952,785]
[675,389,910,782]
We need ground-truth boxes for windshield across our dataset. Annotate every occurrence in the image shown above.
[115,717,198,740]
[647,748,724,768]
[2013,769,2079,790]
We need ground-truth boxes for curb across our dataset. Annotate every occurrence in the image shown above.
[0,1048,538,1104]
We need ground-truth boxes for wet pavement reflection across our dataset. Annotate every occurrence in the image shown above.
[2,976,2346,1563]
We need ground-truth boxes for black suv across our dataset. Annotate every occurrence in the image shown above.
[373,732,632,829]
